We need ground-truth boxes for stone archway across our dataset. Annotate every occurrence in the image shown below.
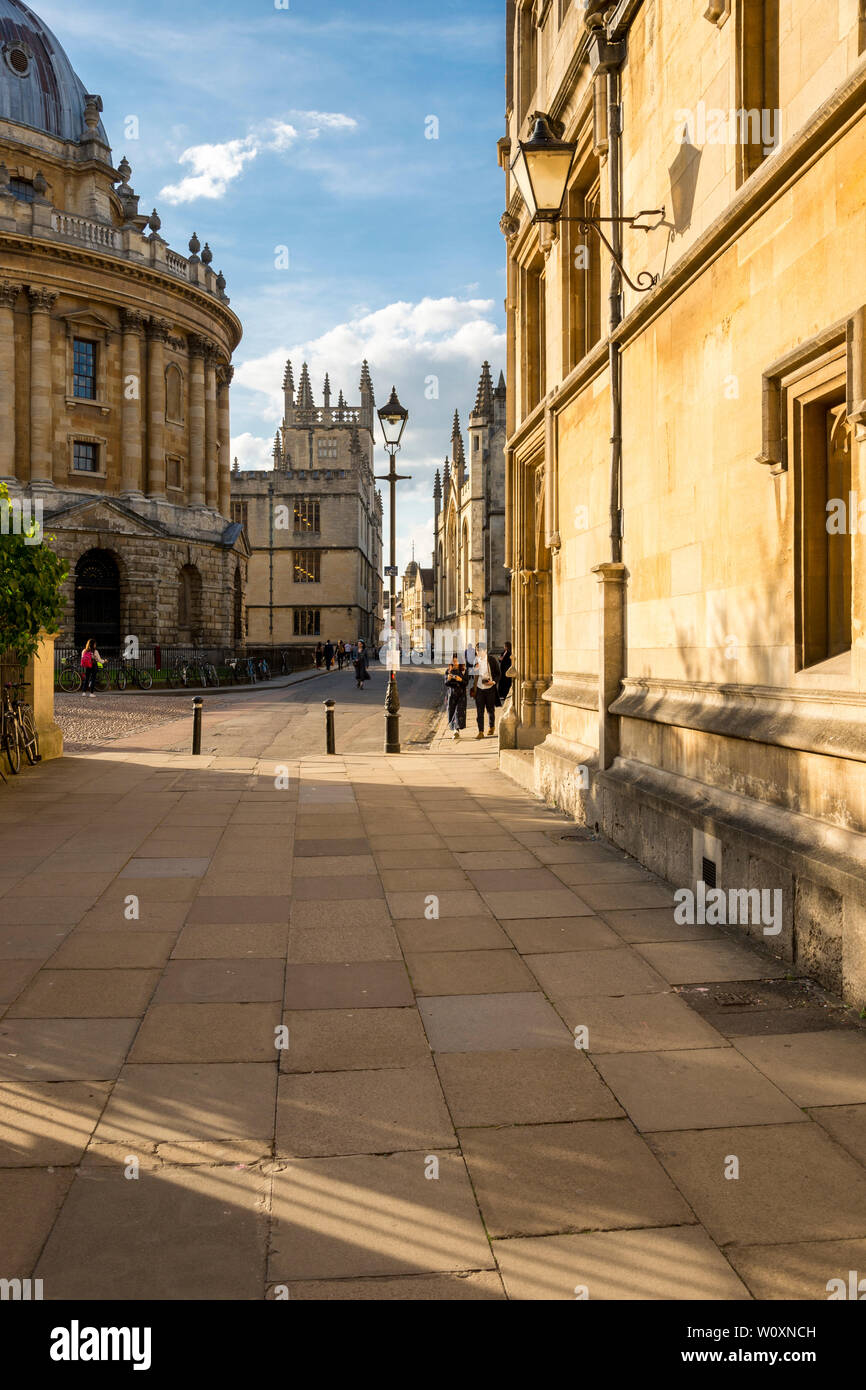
[74,549,121,651]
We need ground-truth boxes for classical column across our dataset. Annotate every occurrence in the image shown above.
[0,282,20,481]
[217,363,233,519]
[120,310,145,497]
[188,335,207,508]
[28,287,58,486]
[146,318,170,498]
[204,347,219,510]
[592,561,628,770]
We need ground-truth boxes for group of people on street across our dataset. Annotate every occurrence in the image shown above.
[445,641,512,741]
[315,639,371,689]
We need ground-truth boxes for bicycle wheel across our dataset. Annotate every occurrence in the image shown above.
[3,720,21,774]
[59,667,81,693]
[114,668,127,692]
[206,665,220,687]
[136,669,153,690]
[17,704,39,765]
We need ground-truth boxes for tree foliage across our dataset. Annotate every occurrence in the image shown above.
[0,480,68,663]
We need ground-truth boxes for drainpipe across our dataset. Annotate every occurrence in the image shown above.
[607,62,624,565]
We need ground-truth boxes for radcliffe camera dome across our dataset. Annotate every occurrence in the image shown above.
[0,0,107,144]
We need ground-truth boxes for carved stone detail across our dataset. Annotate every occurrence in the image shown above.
[27,287,58,312]
[0,281,21,308]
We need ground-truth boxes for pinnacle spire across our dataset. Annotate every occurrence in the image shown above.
[451,410,465,472]
[283,359,294,392]
[297,362,314,411]
[433,468,442,500]
[495,369,506,395]
[474,361,494,421]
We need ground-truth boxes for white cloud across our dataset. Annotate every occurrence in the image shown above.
[230,432,275,472]
[159,114,356,204]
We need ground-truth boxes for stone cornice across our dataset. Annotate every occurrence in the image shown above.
[0,232,242,348]
[542,673,599,710]
[610,676,866,763]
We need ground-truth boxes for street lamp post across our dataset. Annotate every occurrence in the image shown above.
[376,386,410,753]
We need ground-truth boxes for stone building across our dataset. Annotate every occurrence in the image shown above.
[499,0,866,1004]
[231,361,384,650]
[432,362,510,657]
[400,555,434,651]
[0,0,246,652]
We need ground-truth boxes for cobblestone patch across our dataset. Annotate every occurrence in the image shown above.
[55,694,194,751]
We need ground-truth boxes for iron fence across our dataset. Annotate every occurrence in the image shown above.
[54,644,317,690]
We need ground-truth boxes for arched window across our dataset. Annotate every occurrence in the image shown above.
[74,549,120,650]
[446,510,457,614]
[178,564,202,640]
[165,363,184,424]
[437,541,444,614]
[462,520,470,606]
[233,568,243,644]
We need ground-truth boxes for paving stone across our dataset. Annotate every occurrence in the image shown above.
[374,850,459,870]
[79,901,191,933]
[468,868,567,893]
[460,1120,693,1238]
[290,901,392,931]
[0,1018,138,1081]
[806,1104,866,1164]
[575,884,676,911]
[294,839,373,857]
[549,992,725,1053]
[453,851,540,870]
[635,940,787,984]
[0,1168,76,1275]
[0,1081,111,1166]
[269,1151,493,1281]
[601,908,724,943]
[172,923,288,958]
[380,869,473,893]
[276,1064,456,1157]
[48,933,176,970]
[0,961,38,1003]
[493,1227,751,1300]
[121,858,211,878]
[129,1003,282,1063]
[386,890,491,919]
[550,862,657,887]
[647,1124,866,1245]
[594,1049,807,1131]
[280,1008,432,1074]
[8,969,160,1019]
[278,1271,505,1299]
[405,949,537,996]
[292,856,378,877]
[154,958,284,1004]
[502,917,621,954]
[92,1062,276,1150]
[732,1032,866,1106]
[99,878,199,904]
[724,1238,866,1300]
[525,948,668,998]
[185,895,291,925]
[481,889,593,919]
[394,917,512,953]
[283,961,414,1010]
[0,923,71,960]
[435,1048,623,1127]
[287,922,401,963]
[0,899,91,927]
[418,992,574,1053]
[35,1165,269,1299]
[291,877,384,902]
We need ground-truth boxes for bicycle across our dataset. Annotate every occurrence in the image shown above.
[1,684,21,774]
[6,682,39,766]
[57,656,82,693]
[114,659,154,692]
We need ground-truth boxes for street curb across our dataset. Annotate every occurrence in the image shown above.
[57,667,338,699]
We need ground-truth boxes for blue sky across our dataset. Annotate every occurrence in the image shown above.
[37,0,507,573]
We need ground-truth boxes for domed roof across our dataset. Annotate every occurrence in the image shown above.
[0,0,108,144]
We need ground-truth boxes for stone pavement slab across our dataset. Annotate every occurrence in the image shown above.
[278,1271,506,1299]
[0,1081,111,1166]
[551,992,727,1053]
[594,1049,808,1131]
[418,991,573,1053]
[732,1031,866,1106]
[280,1008,432,1074]
[492,1227,752,1301]
[724,1238,866,1300]
[806,1104,866,1163]
[434,1048,624,1127]
[276,1064,456,1157]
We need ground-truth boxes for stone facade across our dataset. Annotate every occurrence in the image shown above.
[231,361,384,650]
[432,362,510,656]
[500,0,866,1005]
[0,1,247,652]
[400,558,434,650]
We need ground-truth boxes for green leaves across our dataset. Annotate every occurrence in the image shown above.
[0,480,68,663]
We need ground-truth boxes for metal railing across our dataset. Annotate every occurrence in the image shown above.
[54,645,317,689]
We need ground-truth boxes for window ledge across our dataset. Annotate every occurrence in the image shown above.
[66,396,110,415]
[69,469,106,480]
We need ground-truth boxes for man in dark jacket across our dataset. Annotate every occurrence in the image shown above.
[323,640,334,670]
[471,642,501,739]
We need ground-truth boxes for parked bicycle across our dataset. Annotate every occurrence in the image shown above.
[167,657,219,689]
[57,656,109,693]
[113,659,154,691]
[1,681,39,774]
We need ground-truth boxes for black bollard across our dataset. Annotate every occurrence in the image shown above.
[324,699,336,755]
[192,696,203,755]
[384,671,401,754]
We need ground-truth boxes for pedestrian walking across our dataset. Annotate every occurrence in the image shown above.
[470,641,500,739]
[336,640,346,671]
[498,641,513,702]
[444,656,467,739]
[314,642,323,669]
[80,637,102,696]
[324,640,335,670]
[353,640,370,689]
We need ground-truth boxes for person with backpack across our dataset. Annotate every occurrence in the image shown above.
[470,641,500,739]
[80,638,102,696]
